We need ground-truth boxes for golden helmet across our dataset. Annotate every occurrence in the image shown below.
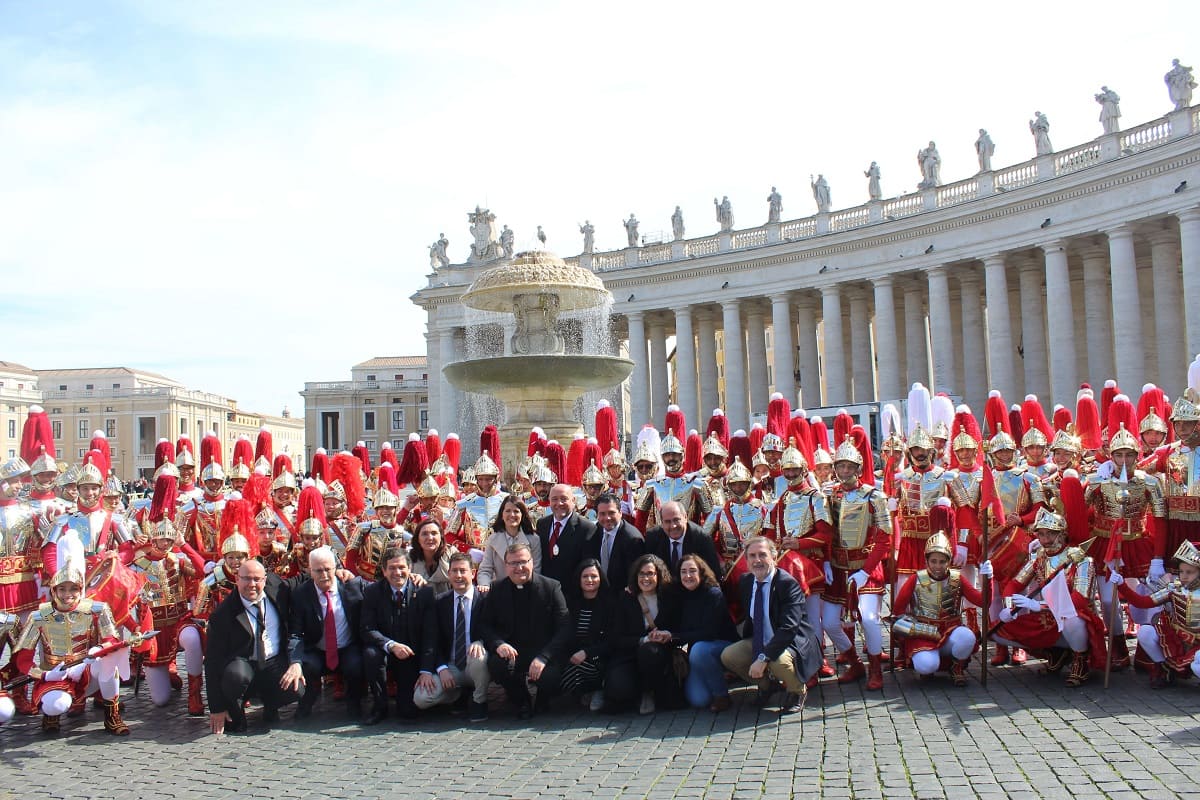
[987,429,1017,452]
[77,462,104,487]
[931,421,951,441]
[779,445,808,471]
[907,424,935,451]
[760,433,784,453]
[702,434,728,459]
[751,450,768,469]
[102,474,123,497]
[221,532,251,556]
[1171,395,1200,423]
[832,438,861,466]
[581,461,606,486]
[513,458,531,481]
[201,460,226,483]
[659,433,684,456]
[1174,539,1200,569]
[56,464,80,487]
[532,461,557,485]
[324,479,347,502]
[175,448,196,468]
[299,517,324,539]
[29,451,58,476]
[152,518,179,541]
[1140,408,1168,435]
[924,531,953,559]
[812,447,833,466]
[725,457,753,485]
[0,457,30,481]
[437,480,457,501]
[228,461,252,481]
[50,564,85,589]
[473,452,500,477]
[373,486,399,509]
[1033,507,1067,532]
[270,471,298,492]
[416,475,440,499]
[459,468,477,487]
[632,440,659,466]
[154,461,180,481]
[1021,427,1048,448]
[951,431,978,452]
[255,508,279,529]
[1108,424,1139,454]
[1048,429,1080,453]
[602,448,626,468]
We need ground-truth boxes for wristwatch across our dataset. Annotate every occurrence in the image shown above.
[755,653,769,664]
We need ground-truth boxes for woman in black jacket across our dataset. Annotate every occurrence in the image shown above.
[606,554,684,714]
[561,558,616,712]
[673,554,739,711]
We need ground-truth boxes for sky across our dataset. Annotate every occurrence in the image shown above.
[2,0,1197,417]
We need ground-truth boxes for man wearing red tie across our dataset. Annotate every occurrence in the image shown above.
[283,546,367,720]
[536,484,596,585]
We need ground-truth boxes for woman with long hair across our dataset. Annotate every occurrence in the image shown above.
[607,553,684,714]
[560,558,615,712]
[477,495,542,592]
[409,518,454,595]
[673,554,738,711]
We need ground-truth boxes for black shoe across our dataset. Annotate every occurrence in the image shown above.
[468,700,488,723]
[262,706,281,724]
[226,711,249,733]
[362,705,387,726]
[751,681,779,707]
[780,689,807,715]
[516,702,533,720]
[296,703,314,719]
[447,694,469,716]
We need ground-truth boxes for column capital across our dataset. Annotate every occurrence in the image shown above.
[1039,239,1068,256]
[871,274,894,288]
[821,283,842,298]
[1104,223,1137,241]
[625,309,645,321]
[769,291,793,306]
[981,253,1007,270]
[673,304,694,320]
[1145,228,1180,249]
[1175,206,1200,225]
[721,297,741,311]
[794,291,818,310]
[957,269,981,289]
[926,264,949,278]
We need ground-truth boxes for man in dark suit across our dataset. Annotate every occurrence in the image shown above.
[720,535,821,714]
[586,492,645,591]
[536,483,596,584]
[360,546,434,724]
[205,558,301,734]
[415,551,491,722]
[474,542,572,719]
[644,500,721,578]
[283,546,367,719]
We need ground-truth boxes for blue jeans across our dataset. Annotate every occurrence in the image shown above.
[685,639,733,707]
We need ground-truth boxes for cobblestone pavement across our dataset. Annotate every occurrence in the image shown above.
[4,651,1200,800]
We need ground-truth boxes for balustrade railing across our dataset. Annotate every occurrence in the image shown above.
[829,206,871,231]
[780,219,816,240]
[995,160,1037,191]
[686,236,721,257]
[638,243,673,264]
[936,179,978,208]
[591,251,626,271]
[1121,118,1171,154]
[882,193,923,219]
[1054,143,1102,175]
[731,229,768,248]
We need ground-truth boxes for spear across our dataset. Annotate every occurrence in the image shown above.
[3,630,158,692]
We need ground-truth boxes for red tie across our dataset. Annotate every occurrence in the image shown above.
[549,520,562,553]
[324,590,339,671]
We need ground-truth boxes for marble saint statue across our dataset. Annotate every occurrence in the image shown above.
[1095,86,1121,134]
[917,142,941,189]
[975,129,995,173]
[810,175,831,213]
[624,214,640,248]
[865,162,882,201]
[1166,59,1196,111]
[1030,112,1053,156]
[767,187,783,223]
[671,206,685,241]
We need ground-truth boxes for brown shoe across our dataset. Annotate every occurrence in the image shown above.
[708,695,731,713]
[99,698,130,736]
[951,659,969,687]
[41,714,61,735]
[1064,650,1090,688]
[1110,637,1130,670]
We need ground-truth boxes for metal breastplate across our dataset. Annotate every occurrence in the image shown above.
[0,503,35,556]
[833,489,873,550]
[191,502,223,553]
[1165,449,1200,496]
[899,468,947,516]
[460,492,505,530]
[19,600,117,666]
[1089,475,1164,524]
[949,469,982,508]
[651,476,698,517]
[912,570,961,620]
[1166,584,1200,632]
[993,469,1032,516]
[777,491,816,538]
[135,554,188,608]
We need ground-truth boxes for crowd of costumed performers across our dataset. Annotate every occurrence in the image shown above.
[5,360,1200,732]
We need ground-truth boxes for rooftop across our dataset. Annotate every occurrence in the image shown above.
[352,356,428,369]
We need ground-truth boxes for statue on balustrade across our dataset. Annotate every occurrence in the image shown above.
[671,206,685,240]
[975,129,995,173]
[865,162,882,200]
[469,206,501,261]
[624,214,640,248]
[766,187,783,223]
[1029,111,1053,156]
[917,142,941,189]
[1095,86,1121,134]
[714,196,734,232]
[1166,59,1196,111]
[579,221,595,254]
[429,233,450,269]
[810,175,831,213]
[500,224,515,259]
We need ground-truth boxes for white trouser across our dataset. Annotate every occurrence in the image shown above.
[820,601,853,653]
[178,626,204,675]
[911,627,976,675]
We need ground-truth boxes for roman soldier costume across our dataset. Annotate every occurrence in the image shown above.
[636,434,711,531]
[1119,540,1200,687]
[446,453,507,552]
[345,483,406,581]
[41,461,133,582]
[703,458,767,584]
[0,457,40,616]
[894,424,955,577]
[1150,392,1200,560]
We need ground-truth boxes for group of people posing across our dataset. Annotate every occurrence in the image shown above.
[4,364,1200,735]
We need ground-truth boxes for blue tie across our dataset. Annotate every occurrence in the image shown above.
[752,580,767,658]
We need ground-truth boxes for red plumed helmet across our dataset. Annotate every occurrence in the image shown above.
[983,390,1007,438]
[328,452,366,519]
[684,431,703,473]
[595,400,619,456]
[748,423,766,453]
[147,473,178,523]
[272,453,294,479]
[1052,405,1072,432]
[582,439,603,477]
[352,442,371,475]
[200,433,222,471]
[850,425,876,486]
[951,405,982,445]
[296,481,327,528]
[1137,383,1168,429]
[1021,395,1052,440]
[1008,406,1024,444]
[480,425,501,472]
[255,427,273,465]
[929,497,955,537]
[832,409,853,449]
[309,448,330,483]
[1106,394,1138,442]
[154,439,175,471]
[241,467,271,514]
[219,497,256,551]
[379,442,399,474]
[705,409,730,451]
[424,429,442,465]
[664,404,686,443]
[1058,471,1090,546]
[544,440,567,485]
[1075,392,1103,450]
[232,436,254,471]
[397,433,428,487]
[376,462,399,495]
[565,434,587,485]
[527,427,544,458]
[90,431,111,477]
[767,392,791,438]
[729,429,753,468]
[788,414,815,466]
[443,433,462,472]
[1100,380,1119,427]
[20,405,55,464]
[809,416,830,454]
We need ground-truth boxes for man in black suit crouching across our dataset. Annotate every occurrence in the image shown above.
[283,546,367,720]
[361,546,433,724]
[474,542,571,719]
[643,500,721,579]
[205,559,301,734]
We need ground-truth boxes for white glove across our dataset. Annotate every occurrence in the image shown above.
[65,662,87,682]
[1011,594,1041,612]
[998,608,1015,623]
[203,560,217,575]
[44,664,69,681]
[1095,460,1114,480]
[1027,538,1042,556]
[823,562,833,585]
[979,560,994,578]
[886,497,899,513]
[849,570,868,589]
[953,545,968,567]
[1108,571,1125,586]
[1149,559,1165,583]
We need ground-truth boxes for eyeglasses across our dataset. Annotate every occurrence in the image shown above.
[637,570,658,578]
[506,559,532,567]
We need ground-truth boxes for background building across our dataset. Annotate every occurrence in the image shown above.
[299,356,430,468]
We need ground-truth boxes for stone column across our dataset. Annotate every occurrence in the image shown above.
[903,280,928,389]
[1148,229,1185,386]
[697,310,719,420]
[1178,208,1200,359]
[1080,245,1116,387]
[821,285,847,405]
[1041,241,1077,407]
[745,305,769,419]
[958,271,988,412]
[872,276,901,401]
[983,254,1016,399]
[626,311,650,429]
[721,300,748,426]
[795,295,821,408]
[438,327,458,432]
[648,318,669,425]
[674,306,698,432]
[1107,225,1144,391]
[848,287,874,402]
[425,329,440,431]
[926,265,956,395]
[1016,255,1050,400]
[771,294,797,405]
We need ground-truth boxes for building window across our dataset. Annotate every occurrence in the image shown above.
[394,374,403,380]
[391,410,404,431]
[391,397,402,404]
[419,410,428,429]
[78,420,90,439]
[85,384,94,390]
[78,407,88,413]
[105,419,117,437]
[363,439,376,451]
[51,408,61,414]
[180,418,187,435]
[105,406,114,413]
[7,450,13,458]
[366,374,376,382]
[112,383,120,389]
[59,385,67,391]
[363,398,375,405]
[78,449,87,459]
[52,421,62,439]
[6,420,13,438]
[422,373,428,380]
[363,411,376,432]
[213,422,219,435]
